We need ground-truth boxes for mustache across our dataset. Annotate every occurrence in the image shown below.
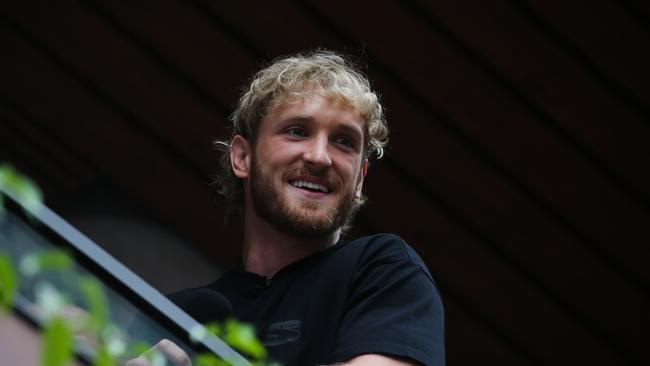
[282,166,341,190]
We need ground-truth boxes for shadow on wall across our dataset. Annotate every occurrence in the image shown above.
[52,184,221,294]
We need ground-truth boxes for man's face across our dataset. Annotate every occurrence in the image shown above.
[243,94,368,237]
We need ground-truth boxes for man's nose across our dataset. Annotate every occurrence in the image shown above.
[303,135,332,169]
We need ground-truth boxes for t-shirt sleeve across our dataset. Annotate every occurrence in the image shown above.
[330,235,445,366]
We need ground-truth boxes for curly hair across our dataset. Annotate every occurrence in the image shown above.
[214,49,389,212]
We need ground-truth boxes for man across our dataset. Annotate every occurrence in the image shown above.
[160,50,444,365]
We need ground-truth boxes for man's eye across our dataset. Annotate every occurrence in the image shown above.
[286,127,307,137]
[334,136,354,148]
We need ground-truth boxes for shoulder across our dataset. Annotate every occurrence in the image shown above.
[330,234,445,365]
[342,233,437,287]
[345,233,421,258]
[342,233,413,260]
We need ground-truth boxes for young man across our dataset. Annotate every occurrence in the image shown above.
[174,50,445,366]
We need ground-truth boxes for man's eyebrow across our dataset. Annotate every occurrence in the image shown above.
[279,115,313,124]
[335,122,364,137]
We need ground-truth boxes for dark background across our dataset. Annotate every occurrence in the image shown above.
[1,1,649,365]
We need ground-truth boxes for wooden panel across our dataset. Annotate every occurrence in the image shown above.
[89,0,258,110]
[412,0,650,195]
[524,0,650,109]
[443,295,541,365]
[1,98,95,188]
[4,0,225,174]
[409,0,650,304]
[1,117,77,193]
[0,26,240,263]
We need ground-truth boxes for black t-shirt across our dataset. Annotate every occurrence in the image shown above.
[174,234,445,366]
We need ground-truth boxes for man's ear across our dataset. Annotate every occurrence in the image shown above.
[231,135,251,179]
[355,159,368,198]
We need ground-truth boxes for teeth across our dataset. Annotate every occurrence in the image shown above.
[291,180,329,193]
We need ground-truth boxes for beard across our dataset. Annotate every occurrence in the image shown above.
[248,157,359,238]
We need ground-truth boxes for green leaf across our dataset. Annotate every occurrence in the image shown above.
[223,319,267,360]
[92,344,115,366]
[204,322,223,337]
[0,253,18,310]
[42,316,74,366]
[0,163,43,214]
[0,193,5,221]
[250,361,283,366]
[101,324,127,357]
[191,322,224,344]
[193,353,230,366]
[39,250,74,271]
[20,250,74,276]
[34,281,68,318]
[79,276,109,332]
[124,341,152,359]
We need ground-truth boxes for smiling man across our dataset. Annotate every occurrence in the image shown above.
[242,94,364,240]
[176,50,445,366]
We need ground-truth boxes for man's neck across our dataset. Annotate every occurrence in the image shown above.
[241,209,341,277]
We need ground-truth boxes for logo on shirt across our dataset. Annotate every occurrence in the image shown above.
[263,320,301,346]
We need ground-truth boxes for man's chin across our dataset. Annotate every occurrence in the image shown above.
[250,181,353,238]
[286,211,338,236]
[282,221,339,239]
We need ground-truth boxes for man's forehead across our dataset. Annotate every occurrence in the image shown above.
[267,93,362,123]
[270,87,355,109]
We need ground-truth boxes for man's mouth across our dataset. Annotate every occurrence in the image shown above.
[289,179,330,193]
